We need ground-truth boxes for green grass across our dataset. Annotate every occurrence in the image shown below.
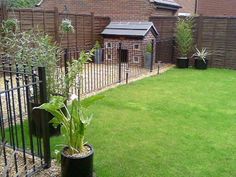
[8,68,236,176]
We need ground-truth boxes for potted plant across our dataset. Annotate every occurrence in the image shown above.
[175,17,194,68]
[60,19,75,33]
[0,23,61,137]
[94,41,103,64]
[145,42,153,69]
[192,48,210,70]
[36,95,95,177]
[30,33,62,137]
[35,48,98,176]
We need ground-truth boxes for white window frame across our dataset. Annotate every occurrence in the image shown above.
[133,44,140,50]
[133,56,140,63]
[106,42,112,49]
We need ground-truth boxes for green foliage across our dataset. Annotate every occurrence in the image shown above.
[146,42,153,53]
[61,49,95,99]
[7,0,39,8]
[192,47,211,63]
[0,24,61,98]
[176,17,194,57]
[94,41,101,50]
[1,18,18,33]
[33,34,61,97]
[35,95,95,154]
[60,19,75,33]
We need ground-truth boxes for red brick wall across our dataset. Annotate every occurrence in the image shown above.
[103,38,144,66]
[197,0,236,16]
[175,0,196,14]
[39,0,176,21]
[103,31,156,66]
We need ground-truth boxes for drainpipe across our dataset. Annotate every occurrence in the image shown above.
[195,0,198,14]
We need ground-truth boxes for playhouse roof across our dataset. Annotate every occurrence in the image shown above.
[153,0,181,10]
[101,22,159,38]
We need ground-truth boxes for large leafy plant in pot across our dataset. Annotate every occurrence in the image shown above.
[35,48,97,177]
[35,94,103,177]
[30,33,62,137]
[176,17,194,68]
[36,95,95,177]
[0,20,62,137]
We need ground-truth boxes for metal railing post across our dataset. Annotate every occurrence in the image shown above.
[38,67,51,168]
[118,43,122,83]
[150,39,154,72]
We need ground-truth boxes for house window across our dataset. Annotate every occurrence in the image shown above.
[133,56,140,63]
[106,42,112,49]
[133,44,140,50]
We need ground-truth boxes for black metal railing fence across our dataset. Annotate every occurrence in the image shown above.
[0,63,50,177]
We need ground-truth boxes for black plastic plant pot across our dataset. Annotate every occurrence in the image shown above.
[61,145,94,177]
[30,101,61,138]
[176,57,189,68]
[195,59,208,70]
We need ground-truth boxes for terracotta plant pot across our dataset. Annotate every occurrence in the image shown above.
[177,57,189,68]
[61,145,94,177]
[195,58,208,70]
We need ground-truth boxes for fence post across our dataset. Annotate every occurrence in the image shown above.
[38,67,51,168]
[54,7,59,44]
[118,43,122,83]
[64,49,69,75]
[1,0,7,22]
[91,12,95,47]
[197,15,203,48]
[150,39,154,72]
[171,37,176,64]
[64,49,70,99]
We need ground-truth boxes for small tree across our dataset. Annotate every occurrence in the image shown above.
[146,42,153,54]
[94,41,101,50]
[176,17,194,57]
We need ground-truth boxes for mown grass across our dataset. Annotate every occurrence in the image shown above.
[7,68,236,177]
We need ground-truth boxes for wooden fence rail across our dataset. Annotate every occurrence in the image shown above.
[1,6,110,50]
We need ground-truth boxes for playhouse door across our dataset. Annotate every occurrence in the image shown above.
[120,49,128,63]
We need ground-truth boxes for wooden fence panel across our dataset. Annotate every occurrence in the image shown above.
[5,8,110,50]
[150,16,177,63]
[198,16,236,69]
[150,16,236,69]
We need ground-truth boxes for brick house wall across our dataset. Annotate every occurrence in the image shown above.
[175,0,196,14]
[103,31,156,67]
[39,0,177,21]
[197,0,236,16]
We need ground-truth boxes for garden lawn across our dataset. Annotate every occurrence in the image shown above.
[11,68,236,177]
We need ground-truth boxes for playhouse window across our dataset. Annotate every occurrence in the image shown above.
[106,51,112,60]
[133,44,140,50]
[106,42,112,48]
[133,56,140,63]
